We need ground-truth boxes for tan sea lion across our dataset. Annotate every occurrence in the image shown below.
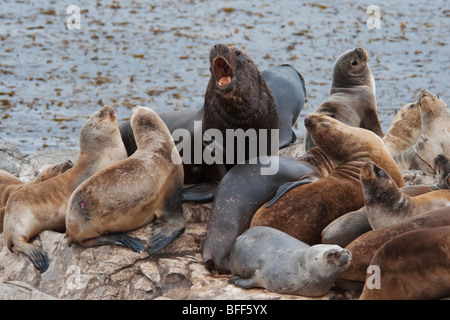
[250,113,404,245]
[322,153,450,247]
[337,206,450,286]
[3,106,127,272]
[394,90,450,173]
[382,101,421,156]
[304,47,382,150]
[359,224,450,300]
[361,161,450,230]
[0,161,74,233]
[66,106,185,255]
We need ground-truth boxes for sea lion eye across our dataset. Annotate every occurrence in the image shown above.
[234,49,241,56]
[409,104,415,109]
[99,111,104,118]
[351,60,358,66]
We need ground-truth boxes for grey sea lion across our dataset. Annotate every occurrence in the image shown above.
[202,147,334,274]
[305,47,382,150]
[229,226,351,297]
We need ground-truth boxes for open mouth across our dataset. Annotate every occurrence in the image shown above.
[213,57,233,88]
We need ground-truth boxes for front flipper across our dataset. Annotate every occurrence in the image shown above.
[265,180,314,208]
[228,275,259,289]
[13,241,50,273]
[80,233,145,253]
[182,183,218,203]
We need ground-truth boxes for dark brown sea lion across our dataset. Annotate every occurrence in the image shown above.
[322,153,450,247]
[305,47,382,150]
[251,113,404,245]
[66,106,185,255]
[120,44,307,202]
[202,147,335,274]
[337,206,450,286]
[359,224,450,300]
[3,106,127,272]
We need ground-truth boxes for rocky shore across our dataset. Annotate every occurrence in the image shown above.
[0,138,437,300]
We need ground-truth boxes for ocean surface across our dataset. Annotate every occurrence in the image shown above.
[0,0,449,155]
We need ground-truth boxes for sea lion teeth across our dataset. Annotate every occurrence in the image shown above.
[218,76,231,85]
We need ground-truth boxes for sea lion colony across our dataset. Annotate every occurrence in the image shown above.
[1,44,449,300]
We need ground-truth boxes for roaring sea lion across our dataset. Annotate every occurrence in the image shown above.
[337,206,450,286]
[66,106,185,255]
[322,153,450,247]
[251,113,404,245]
[394,90,450,173]
[229,226,352,297]
[202,147,335,274]
[361,161,450,230]
[359,225,450,300]
[382,101,421,156]
[3,106,127,272]
[305,47,382,150]
[0,161,74,233]
[120,44,306,202]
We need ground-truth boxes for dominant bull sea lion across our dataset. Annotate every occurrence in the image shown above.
[66,106,185,255]
[305,47,382,150]
[251,113,404,245]
[120,44,307,202]
[3,106,127,272]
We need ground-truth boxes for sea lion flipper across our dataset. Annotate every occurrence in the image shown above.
[265,180,314,208]
[80,233,146,253]
[16,242,50,273]
[227,275,258,289]
[148,220,185,254]
[148,188,185,254]
[182,183,218,203]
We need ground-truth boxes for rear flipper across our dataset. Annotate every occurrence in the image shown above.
[80,233,145,253]
[13,241,50,273]
[265,180,314,208]
[228,275,259,289]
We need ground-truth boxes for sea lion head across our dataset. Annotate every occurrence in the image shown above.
[79,105,119,153]
[304,244,352,274]
[418,89,449,126]
[434,154,450,189]
[208,43,269,106]
[332,47,371,87]
[304,113,378,165]
[360,161,400,206]
[129,106,177,160]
